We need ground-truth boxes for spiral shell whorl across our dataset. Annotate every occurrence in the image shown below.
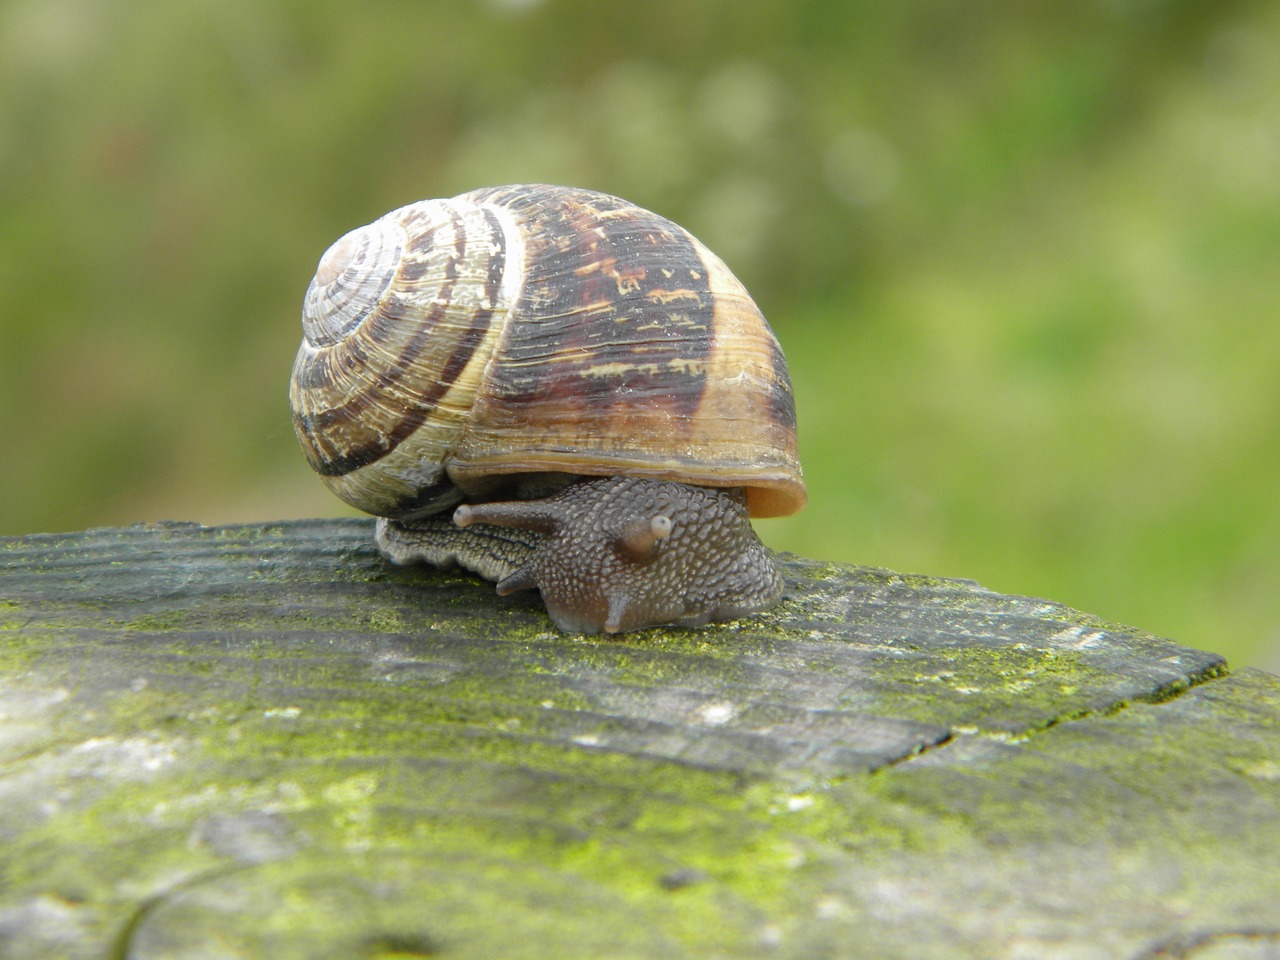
[301,217,404,347]
[290,197,517,517]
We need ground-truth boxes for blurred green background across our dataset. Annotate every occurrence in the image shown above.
[2,0,1277,669]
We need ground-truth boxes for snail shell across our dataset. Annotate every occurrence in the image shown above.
[289,184,804,523]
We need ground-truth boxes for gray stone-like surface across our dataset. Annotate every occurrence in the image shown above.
[0,518,1275,959]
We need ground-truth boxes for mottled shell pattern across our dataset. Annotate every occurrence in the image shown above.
[290,184,805,521]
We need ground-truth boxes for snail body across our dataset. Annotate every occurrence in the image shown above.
[379,476,782,635]
[290,184,804,633]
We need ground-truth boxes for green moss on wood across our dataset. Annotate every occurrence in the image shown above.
[0,520,1275,959]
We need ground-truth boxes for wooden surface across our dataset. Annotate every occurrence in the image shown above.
[1,519,1278,959]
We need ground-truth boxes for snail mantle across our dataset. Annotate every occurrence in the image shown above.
[2,518,1279,960]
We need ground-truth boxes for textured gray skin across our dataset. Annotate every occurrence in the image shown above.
[377,514,540,582]
[378,477,783,634]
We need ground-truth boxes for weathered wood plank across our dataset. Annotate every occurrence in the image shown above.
[1,519,1276,959]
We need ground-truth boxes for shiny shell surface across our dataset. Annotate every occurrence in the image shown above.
[290,184,804,519]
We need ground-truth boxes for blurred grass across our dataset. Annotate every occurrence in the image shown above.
[1,0,1276,669]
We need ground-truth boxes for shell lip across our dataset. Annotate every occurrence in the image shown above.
[448,455,805,518]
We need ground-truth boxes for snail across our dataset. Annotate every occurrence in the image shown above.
[289,184,804,634]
